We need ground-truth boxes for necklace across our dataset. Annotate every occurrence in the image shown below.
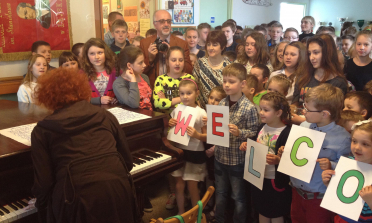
[208,58,224,67]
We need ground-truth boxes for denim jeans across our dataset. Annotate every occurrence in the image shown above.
[214,160,247,223]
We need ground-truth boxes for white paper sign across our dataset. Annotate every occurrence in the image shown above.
[0,123,37,146]
[167,105,197,146]
[277,124,326,183]
[244,139,268,190]
[321,157,372,221]
[206,105,229,147]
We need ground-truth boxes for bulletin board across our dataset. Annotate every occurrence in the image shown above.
[159,0,199,26]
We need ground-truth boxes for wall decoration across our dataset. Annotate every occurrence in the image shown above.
[0,0,73,62]
[139,0,150,19]
[172,0,194,24]
[124,6,138,34]
[242,0,272,7]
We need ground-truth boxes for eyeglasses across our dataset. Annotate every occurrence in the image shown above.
[302,103,331,115]
[155,19,172,24]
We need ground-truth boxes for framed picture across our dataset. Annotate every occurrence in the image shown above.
[0,0,73,62]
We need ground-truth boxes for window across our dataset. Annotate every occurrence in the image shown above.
[280,3,306,33]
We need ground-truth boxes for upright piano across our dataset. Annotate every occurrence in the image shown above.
[0,100,184,222]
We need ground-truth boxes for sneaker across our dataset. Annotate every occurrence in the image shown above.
[144,196,153,212]
[165,193,176,210]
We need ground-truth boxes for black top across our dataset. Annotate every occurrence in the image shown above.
[345,58,372,91]
[299,32,314,41]
[196,50,206,58]
[31,100,136,223]
[292,76,348,104]
[225,41,238,52]
[110,40,130,55]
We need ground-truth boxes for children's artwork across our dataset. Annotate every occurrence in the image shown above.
[172,0,194,24]
[0,123,37,146]
[321,157,372,221]
[277,124,326,183]
[139,0,150,19]
[206,105,229,147]
[0,0,72,61]
[167,105,197,146]
[108,107,151,125]
[243,139,268,190]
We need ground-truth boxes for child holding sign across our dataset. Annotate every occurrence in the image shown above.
[210,63,259,223]
[279,84,351,223]
[240,92,292,223]
[322,120,372,223]
[169,79,207,215]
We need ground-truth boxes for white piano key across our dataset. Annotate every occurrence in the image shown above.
[3,206,16,222]
[130,152,172,175]
[0,215,9,223]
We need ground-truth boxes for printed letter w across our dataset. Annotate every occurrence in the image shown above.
[174,111,192,136]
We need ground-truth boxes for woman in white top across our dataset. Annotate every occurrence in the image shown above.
[270,41,307,104]
[17,54,48,103]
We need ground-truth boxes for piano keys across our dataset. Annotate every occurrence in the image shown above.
[0,100,184,222]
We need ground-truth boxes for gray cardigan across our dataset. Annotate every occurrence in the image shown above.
[113,74,151,108]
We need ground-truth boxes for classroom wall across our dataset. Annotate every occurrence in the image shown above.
[0,0,96,78]
[231,0,309,28]
[309,0,372,35]
[199,0,228,27]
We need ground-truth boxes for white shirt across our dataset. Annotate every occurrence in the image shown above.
[17,82,37,103]
[270,69,295,105]
[257,124,286,179]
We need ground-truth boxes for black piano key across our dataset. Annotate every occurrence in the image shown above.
[25,197,31,201]
[0,206,10,214]
[133,157,146,164]
[146,150,163,158]
[132,159,142,165]
[0,210,4,216]
[13,202,23,209]
[8,203,18,211]
[134,153,153,161]
[19,200,28,207]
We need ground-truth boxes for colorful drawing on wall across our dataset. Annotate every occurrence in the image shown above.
[172,0,194,24]
[0,0,72,62]
[139,0,150,19]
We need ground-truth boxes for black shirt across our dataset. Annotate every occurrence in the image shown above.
[345,58,372,91]
[299,32,314,41]
[225,41,238,52]
[110,40,130,55]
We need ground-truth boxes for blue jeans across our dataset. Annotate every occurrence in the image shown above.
[214,160,247,223]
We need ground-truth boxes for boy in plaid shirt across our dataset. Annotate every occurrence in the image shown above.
[205,63,259,223]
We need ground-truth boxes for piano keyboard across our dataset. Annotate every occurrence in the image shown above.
[0,150,171,222]
[130,150,172,175]
[0,197,37,223]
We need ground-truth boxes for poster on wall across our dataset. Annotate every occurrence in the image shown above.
[102,0,110,34]
[124,6,138,34]
[139,0,150,19]
[172,0,194,24]
[0,0,72,62]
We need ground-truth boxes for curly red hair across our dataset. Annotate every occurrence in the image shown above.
[35,68,91,111]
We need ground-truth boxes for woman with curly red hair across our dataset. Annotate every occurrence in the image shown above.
[32,68,137,223]
[81,38,118,105]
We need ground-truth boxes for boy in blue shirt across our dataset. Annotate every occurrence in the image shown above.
[280,84,351,223]
[207,63,259,223]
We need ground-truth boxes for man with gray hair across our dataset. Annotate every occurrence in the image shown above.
[140,10,192,87]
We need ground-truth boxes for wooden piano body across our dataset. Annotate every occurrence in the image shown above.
[0,100,184,222]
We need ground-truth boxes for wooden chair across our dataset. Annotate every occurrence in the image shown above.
[151,186,215,223]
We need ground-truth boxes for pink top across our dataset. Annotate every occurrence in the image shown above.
[138,76,153,111]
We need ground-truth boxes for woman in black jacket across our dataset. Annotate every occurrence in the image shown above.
[31,68,137,223]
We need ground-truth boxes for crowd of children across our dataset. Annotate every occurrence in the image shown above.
[16,10,372,223]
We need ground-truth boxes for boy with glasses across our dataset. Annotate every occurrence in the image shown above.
[279,83,350,223]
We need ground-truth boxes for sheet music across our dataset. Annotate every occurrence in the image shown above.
[108,107,151,124]
[0,123,37,146]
